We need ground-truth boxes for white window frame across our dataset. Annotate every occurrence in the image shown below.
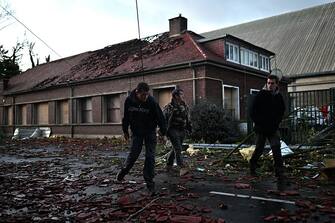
[222,84,240,120]
[226,42,239,64]
[250,89,260,95]
[260,54,270,72]
[240,47,258,69]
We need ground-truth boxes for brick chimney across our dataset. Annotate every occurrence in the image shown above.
[0,78,9,92]
[169,14,187,37]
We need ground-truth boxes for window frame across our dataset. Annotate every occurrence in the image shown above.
[104,94,121,124]
[225,42,239,64]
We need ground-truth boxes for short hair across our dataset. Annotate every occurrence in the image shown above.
[267,74,279,83]
[172,88,184,97]
[136,82,149,92]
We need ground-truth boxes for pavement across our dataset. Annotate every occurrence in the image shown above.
[0,138,334,222]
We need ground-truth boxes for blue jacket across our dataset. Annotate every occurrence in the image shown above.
[122,90,167,136]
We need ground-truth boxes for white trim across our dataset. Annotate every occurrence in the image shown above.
[151,84,176,90]
[222,84,240,120]
[249,88,260,94]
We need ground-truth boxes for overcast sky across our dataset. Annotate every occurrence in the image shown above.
[1,0,334,71]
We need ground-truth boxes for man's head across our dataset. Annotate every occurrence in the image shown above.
[266,74,279,92]
[135,82,150,102]
[172,88,184,103]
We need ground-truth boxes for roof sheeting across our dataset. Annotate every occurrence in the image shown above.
[202,2,335,77]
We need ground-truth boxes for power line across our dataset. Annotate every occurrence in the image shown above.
[0,4,62,58]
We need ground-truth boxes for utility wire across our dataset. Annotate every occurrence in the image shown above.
[135,0,144,81]
[0,21,15,31]
[0,4,62,58]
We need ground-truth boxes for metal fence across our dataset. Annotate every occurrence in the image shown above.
[280,88,335,144]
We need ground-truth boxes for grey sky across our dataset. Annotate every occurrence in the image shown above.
[1,0,334,71]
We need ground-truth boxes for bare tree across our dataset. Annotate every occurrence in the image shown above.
[0,0,14,31]
[28,42,39,68]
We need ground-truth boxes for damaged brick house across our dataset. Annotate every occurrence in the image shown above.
[0,15,287,138]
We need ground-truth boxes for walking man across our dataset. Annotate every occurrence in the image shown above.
[116,82,167,196]
[249,74,286,179]
[163,88,191,173]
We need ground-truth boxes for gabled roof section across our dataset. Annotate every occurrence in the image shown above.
[202,2,335,77]
[5,32,209,94]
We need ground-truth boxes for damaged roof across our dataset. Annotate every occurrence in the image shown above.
[5,32,220,94]
[202,2,335,77]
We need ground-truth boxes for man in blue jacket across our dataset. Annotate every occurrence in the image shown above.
[116,82,167,196]
[250,75,286,179]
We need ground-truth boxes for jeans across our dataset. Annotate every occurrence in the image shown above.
[250,131,284,176]
[167,128,185,167]
[119,132,157,188]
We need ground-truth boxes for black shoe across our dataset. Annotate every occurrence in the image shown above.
[166,165,173,173]
[147,186,156,196]
[146,181,156,196]
[250,169,258,177]
[116,170,125,182]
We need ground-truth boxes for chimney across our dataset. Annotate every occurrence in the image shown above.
[169,14,187,37]
[0,78,9,92]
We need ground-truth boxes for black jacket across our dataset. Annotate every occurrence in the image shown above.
[122,90,167,136]
[250,89,285,135]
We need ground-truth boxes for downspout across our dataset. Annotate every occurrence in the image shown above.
[12,96,16,133]
[70,85,74,138]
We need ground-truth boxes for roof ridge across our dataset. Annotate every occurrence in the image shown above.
[186,32,207,59]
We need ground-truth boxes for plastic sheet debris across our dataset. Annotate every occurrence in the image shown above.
[239,146,255,161]
[186,145,200,156]
[268,140,293,157]
[12,127,51,140]
[196,167,205,172]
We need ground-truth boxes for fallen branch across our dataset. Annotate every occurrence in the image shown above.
[125,196,162,222]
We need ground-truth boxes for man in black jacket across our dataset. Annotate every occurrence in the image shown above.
[250,75,286,179]
[116,82,167,196]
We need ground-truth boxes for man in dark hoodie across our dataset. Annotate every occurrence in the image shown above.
[250,74,286,179]
[116,82,167,196]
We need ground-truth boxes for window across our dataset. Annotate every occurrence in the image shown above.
[36,103,49,124]
[80,98,92,123]
[240,47,258,68]
[57,100,69,124]
[17,104,27,125]
[225,42,239,63]
[260,54,270,71]
[153,87,175,108]
[105,94,121,123]
[223,85,240,120]
[4,106,13,125]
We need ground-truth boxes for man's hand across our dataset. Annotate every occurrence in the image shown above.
[124,132,130,142]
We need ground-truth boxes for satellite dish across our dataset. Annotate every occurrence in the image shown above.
[271,68,283,81]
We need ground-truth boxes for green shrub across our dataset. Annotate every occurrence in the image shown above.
[190,101,241,143]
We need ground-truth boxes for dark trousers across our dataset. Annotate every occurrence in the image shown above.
[167,128,185,167]
[120,132,157,188]
[250,131,284,176]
